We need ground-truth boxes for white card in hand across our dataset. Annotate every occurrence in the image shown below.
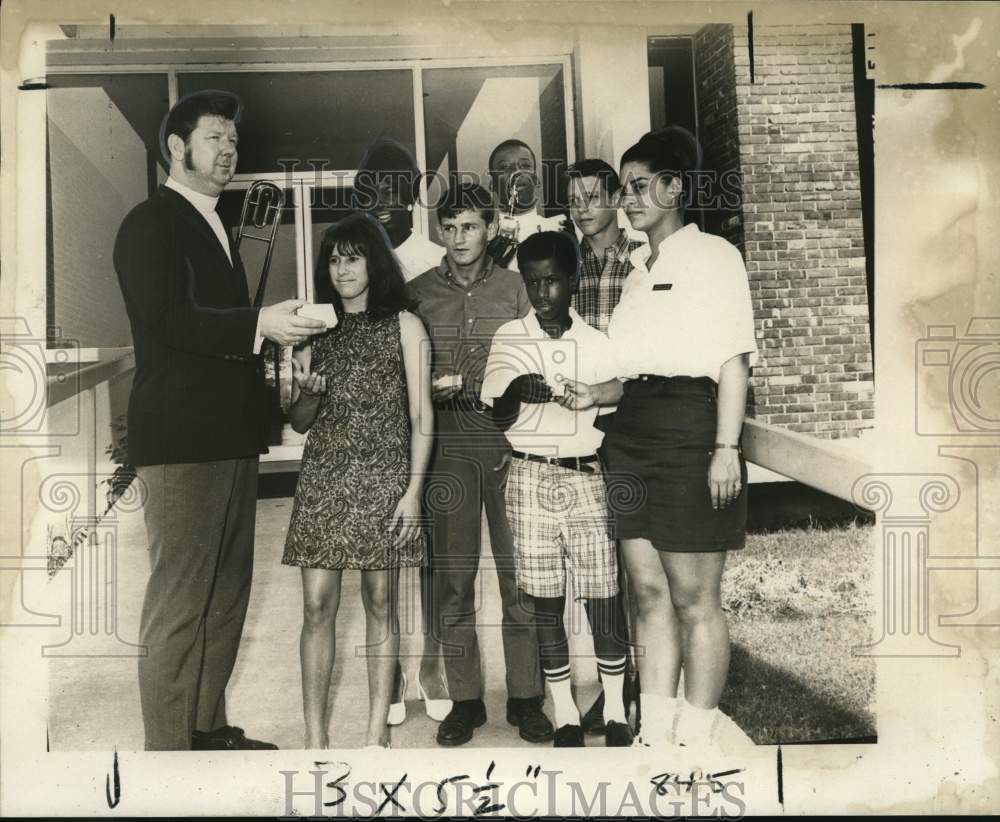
[297,303,338,330]
[433,374,463,390]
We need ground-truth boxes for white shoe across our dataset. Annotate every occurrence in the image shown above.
[417,676,453,722]
[635,731,672,748]
[387,671,408,726]
[639,693,679,747]
[674,702,720,749]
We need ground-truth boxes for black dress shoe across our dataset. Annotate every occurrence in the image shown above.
[506,696,555,743]
[191,725,278,750]
[582,670,640,735]
[605,720,634,747]
[553,724,585,747]
[580,691,606,735]
[436,699,487,747]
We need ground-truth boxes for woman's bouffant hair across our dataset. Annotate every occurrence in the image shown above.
[620,126,703,209]
[313,212,417,323]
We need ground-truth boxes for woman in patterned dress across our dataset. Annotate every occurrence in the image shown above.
[282,213,433,749]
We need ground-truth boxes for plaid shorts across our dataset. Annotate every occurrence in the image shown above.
[504,456,618,599]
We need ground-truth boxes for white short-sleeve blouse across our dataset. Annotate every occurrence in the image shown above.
[607,223,759,382]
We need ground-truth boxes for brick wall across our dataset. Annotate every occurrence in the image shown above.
[693,24,745,250]
[702,23,874,438]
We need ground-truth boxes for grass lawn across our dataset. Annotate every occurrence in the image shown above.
[718,523,877,745]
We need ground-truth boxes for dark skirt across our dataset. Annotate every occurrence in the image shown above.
[602,375,747,553]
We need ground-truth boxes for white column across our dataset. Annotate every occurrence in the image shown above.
[852,473,961,657]
[43,496,147,658]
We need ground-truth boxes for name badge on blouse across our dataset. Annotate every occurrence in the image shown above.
[652,283,673,291]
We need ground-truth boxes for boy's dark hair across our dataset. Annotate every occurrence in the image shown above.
[313,212,417,323]
[436,181,496,225]
[620,126,702,210]
[565,158,620,196]
[516,230,580,279]
[159,90,242,167]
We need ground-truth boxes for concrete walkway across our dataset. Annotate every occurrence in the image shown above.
[47,497,608,751]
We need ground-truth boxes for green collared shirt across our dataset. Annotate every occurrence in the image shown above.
[409,256,531,400]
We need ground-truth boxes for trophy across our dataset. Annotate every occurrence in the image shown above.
[487,184,521,267]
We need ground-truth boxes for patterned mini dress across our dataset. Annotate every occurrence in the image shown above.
[282,311,426,570]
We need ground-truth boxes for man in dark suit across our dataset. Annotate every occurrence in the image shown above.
[114,90,325,751]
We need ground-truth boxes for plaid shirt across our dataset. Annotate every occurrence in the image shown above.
[571,229,646,333]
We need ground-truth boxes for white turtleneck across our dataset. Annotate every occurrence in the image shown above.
[166,175,264,353]
[165,175,233,265]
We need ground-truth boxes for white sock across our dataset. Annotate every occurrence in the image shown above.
[544,666,580,728]
[638,693,679,744]
[675,700,720,746]
[598,657,627,724]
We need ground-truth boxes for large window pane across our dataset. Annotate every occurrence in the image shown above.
[46,74,169,348]
[422,64,568,233]
[177,71,416,174]
[217,186,300,305]
[216,184,355,306]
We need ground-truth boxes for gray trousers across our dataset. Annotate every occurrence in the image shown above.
[427,410,542,702]
[136,457,258,750]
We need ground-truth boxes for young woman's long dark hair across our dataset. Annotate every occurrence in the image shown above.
[313,212,418,323]
[620,126,703,209]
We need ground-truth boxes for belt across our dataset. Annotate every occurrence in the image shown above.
[438,397,489,413]
[636,373,715,384]
[630,374,718,392]
[510,451,599,474]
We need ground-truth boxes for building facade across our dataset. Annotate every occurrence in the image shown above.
[32,12,874,476]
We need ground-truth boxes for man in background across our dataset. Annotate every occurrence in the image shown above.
[487,138,569,270]
[353,138,444,281]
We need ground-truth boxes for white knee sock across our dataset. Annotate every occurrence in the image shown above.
[638,693,679,744]
[598,657,627,724]
[544,666,580,728]
[675,700,720,746]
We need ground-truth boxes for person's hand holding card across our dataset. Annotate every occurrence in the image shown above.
[296,302,338,330]
[432,373,463,403]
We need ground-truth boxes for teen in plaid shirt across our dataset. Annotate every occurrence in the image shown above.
[566,159,645,735]
[567,159,646,334]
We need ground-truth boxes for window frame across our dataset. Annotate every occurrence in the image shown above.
[41,54,575,341]
[39,51,575,471]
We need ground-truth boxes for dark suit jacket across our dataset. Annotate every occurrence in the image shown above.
[114,185,269,466]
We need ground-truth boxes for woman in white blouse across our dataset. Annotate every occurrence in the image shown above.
[561,127,758,749]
